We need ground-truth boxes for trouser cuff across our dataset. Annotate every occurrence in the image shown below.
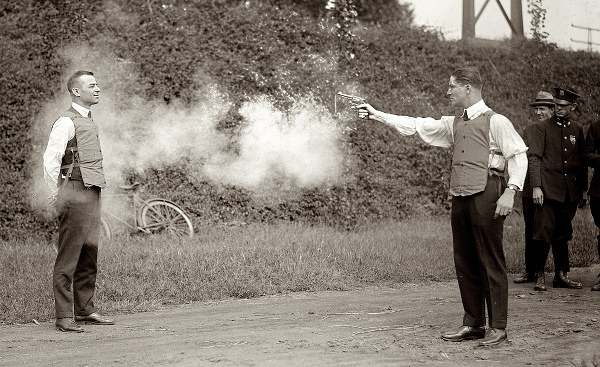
[489,320,507,329]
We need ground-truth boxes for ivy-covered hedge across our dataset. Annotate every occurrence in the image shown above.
[2,0,600,239]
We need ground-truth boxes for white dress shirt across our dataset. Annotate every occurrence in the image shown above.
[43,103,91,203]
[376,100,528,190]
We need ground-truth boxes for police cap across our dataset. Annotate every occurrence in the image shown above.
[553,88,580,104]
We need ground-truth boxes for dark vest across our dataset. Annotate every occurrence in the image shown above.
[58,108,106,188]
[450,111,495,196]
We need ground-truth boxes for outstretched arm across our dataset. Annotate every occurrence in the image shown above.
[354,103,454,148]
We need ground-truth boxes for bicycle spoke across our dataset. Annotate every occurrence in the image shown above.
[140,200,194,238]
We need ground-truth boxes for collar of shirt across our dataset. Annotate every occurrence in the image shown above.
[463,99,489,121]
[71,102,91,117]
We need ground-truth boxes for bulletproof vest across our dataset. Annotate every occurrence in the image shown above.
[58,108,106,188]
[449,111,495,196]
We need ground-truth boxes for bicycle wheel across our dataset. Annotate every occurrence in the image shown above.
[139,199,194,238]
[100,215,112,245]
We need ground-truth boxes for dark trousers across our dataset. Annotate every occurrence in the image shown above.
[521,197,536,275]
[589,196,600,259]
[451,175,508,329]
[53,179,101,318]
[533,198,578,273]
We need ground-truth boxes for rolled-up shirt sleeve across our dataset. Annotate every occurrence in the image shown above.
[43,117,74,202]
[490,114,528,190]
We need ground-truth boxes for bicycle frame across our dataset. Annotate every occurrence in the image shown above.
[102,187,151,234]
[100,182,194,242]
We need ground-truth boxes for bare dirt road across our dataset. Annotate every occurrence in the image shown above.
[2,265,600,367]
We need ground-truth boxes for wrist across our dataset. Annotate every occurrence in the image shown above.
[504,185,517,196]
[371,111,385,123]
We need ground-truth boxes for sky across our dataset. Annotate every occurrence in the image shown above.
[404,0,600,51]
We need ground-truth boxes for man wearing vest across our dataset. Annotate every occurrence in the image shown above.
[43,70,114,332]
[528,88,587,291]
[514,91,555,290]
[355,66,527,347]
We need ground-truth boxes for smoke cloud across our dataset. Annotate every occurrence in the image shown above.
[203,96,343,189]
[30,42,346,212]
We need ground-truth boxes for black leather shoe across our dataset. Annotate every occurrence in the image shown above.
[441,326,485,342]
[591,279,600,291]
[534,272,547,291]
[55,318,84,333]
[479,328,507,347]
[513,272,534,284]
[552,271,582,289]
[75,312,115,325]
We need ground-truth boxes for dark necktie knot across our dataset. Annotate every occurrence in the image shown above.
[87,111,92,118]
[462,110,469,121]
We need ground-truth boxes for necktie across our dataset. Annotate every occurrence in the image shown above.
[462,110,469,121]
[88,111,92,118]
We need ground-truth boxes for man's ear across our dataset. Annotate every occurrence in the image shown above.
[71,88,80,97]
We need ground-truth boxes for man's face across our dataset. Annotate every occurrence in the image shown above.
[534,106,554,121]
[554,100,574,119]
[72,75,100,107]
[446,76,469,108]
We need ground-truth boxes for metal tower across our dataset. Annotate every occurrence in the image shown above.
[462,0,524,40]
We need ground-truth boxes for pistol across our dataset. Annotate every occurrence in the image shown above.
[337,92,366,106]
[335,92,367,117]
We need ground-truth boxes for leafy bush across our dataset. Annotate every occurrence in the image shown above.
[1,0,600,240]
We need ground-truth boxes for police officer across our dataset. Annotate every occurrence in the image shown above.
[528,88,587,290]
[514,92,555,288]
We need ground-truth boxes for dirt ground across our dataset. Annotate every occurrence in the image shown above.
[2,265,600,367]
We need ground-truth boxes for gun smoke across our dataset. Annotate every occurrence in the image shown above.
[29,43,346,211]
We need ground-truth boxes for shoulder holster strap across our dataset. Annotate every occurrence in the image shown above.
[60,147,78,189]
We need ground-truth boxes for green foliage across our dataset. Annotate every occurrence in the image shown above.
[527,0,549,42]
[2,0,600,239]
[265,0,414,25]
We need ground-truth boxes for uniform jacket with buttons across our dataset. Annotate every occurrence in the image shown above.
[528,115,587,202]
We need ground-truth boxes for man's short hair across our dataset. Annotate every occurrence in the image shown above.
[451,66,483,90]
[67,70,94,93]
